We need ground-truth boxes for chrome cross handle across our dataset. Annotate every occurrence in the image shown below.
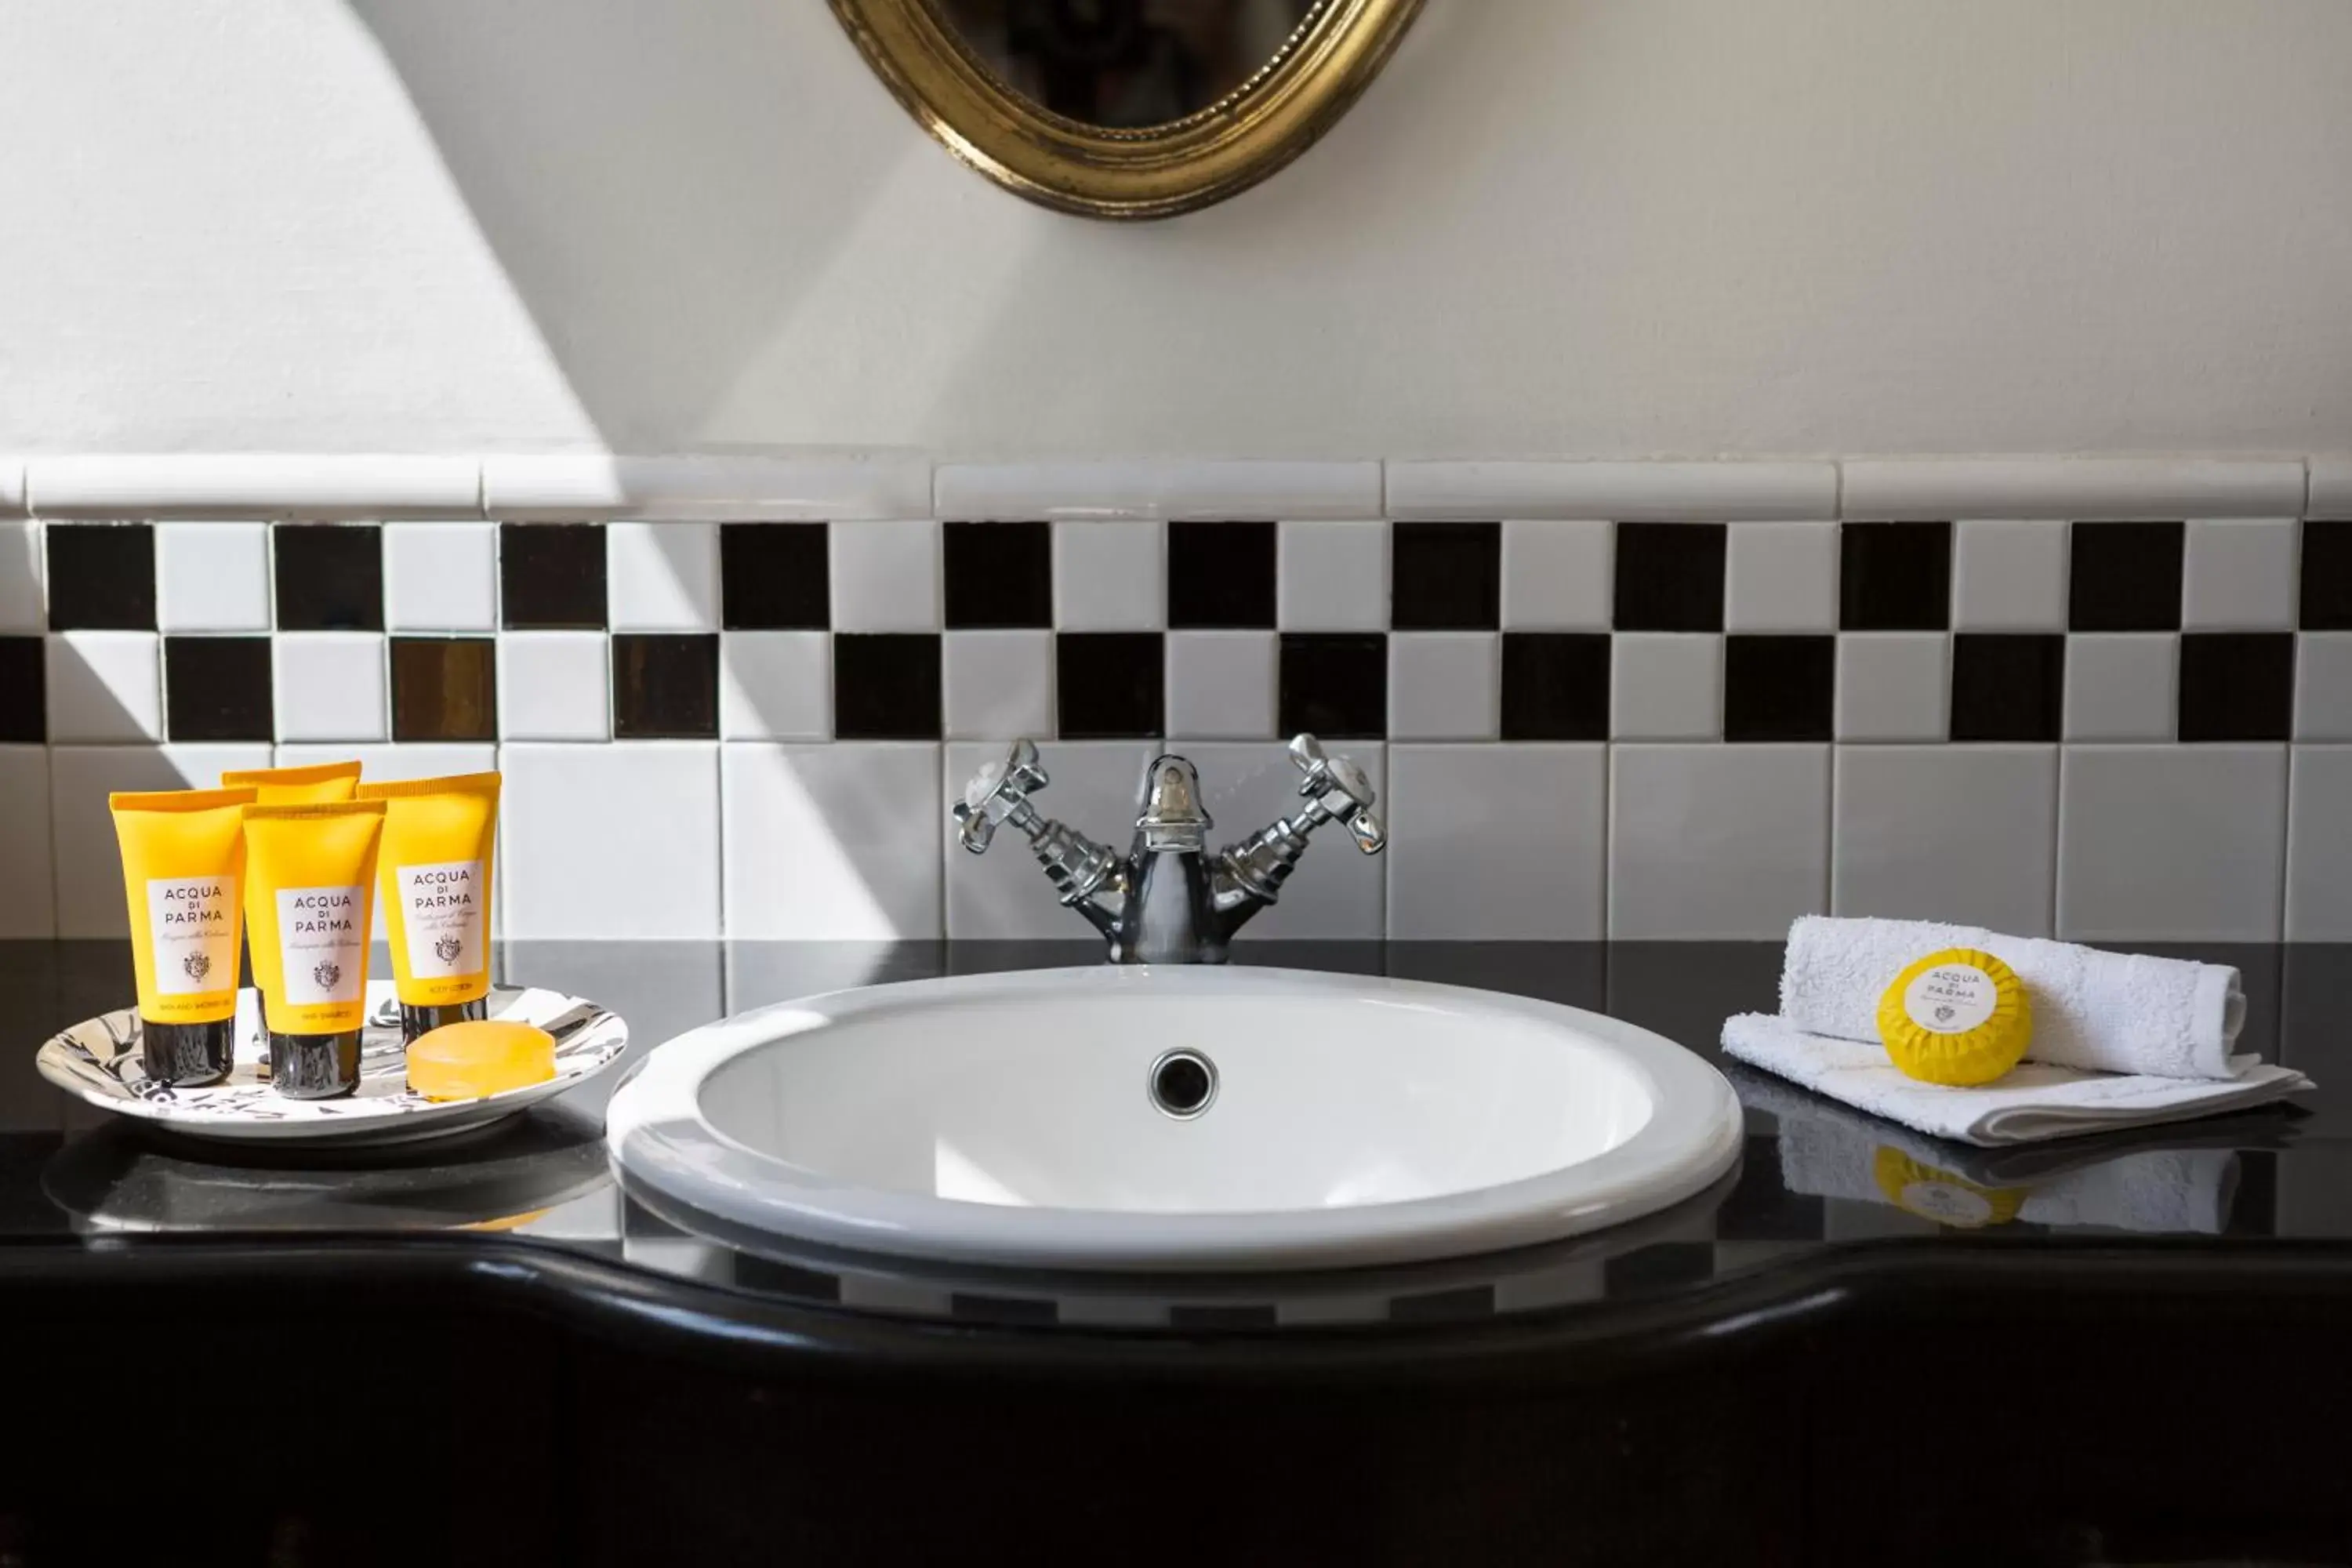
[945,733,1385,964]
[1289,733,1386,854]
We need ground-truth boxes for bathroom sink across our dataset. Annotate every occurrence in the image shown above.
[605,967,1744,1272]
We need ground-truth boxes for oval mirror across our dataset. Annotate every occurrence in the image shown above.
[829,0,1425,220]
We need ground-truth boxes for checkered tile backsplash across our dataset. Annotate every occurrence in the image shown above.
[6,503,2351,942]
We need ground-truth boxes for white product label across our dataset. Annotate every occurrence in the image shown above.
[1902,963,1998,1035]
[147,877,238,996]
[275,884,366,1006]
[1897,1181,1998,1229]
[397,858,485,979]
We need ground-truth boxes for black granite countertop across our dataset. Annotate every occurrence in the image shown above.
[7,938,2352,1339]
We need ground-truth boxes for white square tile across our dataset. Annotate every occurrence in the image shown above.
[2063,633,2176,742]
[2296,633,2352,741]
[274,742,496,942]
[45,631,161,742]
[719,632,829,741]
[606,521,720,632]
[1500,520,1611,631]
[2182,518,2298,630]
[156,522,271,633]
[942,630,1054,740]
[1386,744,1605,938]
[1832,745,2057,934]
[1952,520,2068,631]
[0,746,52,937]
[1170,740,1388,939]
[50,744,271,936]
[1610,744,1830,938]
[1611,633,1721,740]
[384,522,498,632]
[1165,631,1275,739]
[945,741,1152,937]
[1835,633,1949,742]
[1276,521,1386,632]
[1053,521,1163,631]
[502,742,720,937]
[498,633,608,740]
[0,521,40,632]
[273,633,387,742]
[2287,746,2352,938]
[723,742,942,938]
[2057,744,2286,941]
[831,519,941,633]
[1388,633,1498,741]
[1724,521,1838,633]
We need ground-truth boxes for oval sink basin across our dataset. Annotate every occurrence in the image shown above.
[605,967,1743,1272]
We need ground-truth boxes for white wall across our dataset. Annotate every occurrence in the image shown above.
[2,1,2348,459]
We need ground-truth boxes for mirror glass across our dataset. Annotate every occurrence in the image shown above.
[930,0,1323,128]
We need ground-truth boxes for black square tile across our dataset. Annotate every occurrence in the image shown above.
[1278,633,1385,739]
[1056,632,1164,739]
[390,637,497,742]
[833,633,942,740]
[2070,521,2183,632]
[1840,522,1951,630]
[1390,522,1501,630]
[164,636,273,742]
[943,521,1051,629]
[612,633,719,739]
[273,524,383,631]
[1499,632,1609,740]
[1613,522,1725,632]
[1168,521,1276,630]
[720,522,829,630]
[2179,632,2295,742]
[499,522,607,630]
[0,637,43,742]
[1950,633,2065,742]
[44,524,155,630]
[2303,521,2352,630]
[1724,635,1833,742]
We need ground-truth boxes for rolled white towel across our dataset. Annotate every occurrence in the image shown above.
[1780,915,2246,1081]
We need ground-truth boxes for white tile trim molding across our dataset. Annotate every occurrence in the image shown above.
[1387,462,1837,521]
[483,453,931,521]
[934,460,1382,521]
[0,459,24,518]
[2310,457,2352,521]
[1840,458,2309,521]
[29,455,481,519]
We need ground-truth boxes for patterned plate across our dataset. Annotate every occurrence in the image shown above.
[36,982,630,1147]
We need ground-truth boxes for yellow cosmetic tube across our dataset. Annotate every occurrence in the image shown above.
[110,787,258,1087]
[354,773,500,1041]
[241,801,387,1099]
[220,760,361,805]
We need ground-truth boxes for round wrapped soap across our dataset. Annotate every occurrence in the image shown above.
[406,1019,556,1102]
[1875,946,2032,1087]
[1871,1148,2025,1229]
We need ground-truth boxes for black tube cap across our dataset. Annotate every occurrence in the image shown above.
[140,1018,234,1087]
[401,997,488,1043]
[269,1030,362,1099]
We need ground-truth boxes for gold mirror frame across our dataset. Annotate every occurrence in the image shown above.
[829,0,1425,220]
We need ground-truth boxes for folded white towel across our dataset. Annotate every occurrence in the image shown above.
[1736,1069,2245,1232]
[1722,1013,2309,1148]
[1781,915,2246,1080]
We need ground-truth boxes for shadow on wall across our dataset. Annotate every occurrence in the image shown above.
[343,0,914,452]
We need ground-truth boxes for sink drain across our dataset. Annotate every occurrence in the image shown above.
[1148,1048,1218,1120]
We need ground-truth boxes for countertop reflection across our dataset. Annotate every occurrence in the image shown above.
[6,939,2348,1334]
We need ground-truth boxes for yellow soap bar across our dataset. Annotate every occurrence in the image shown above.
[1876,947,2033,1087]
[406,1019,556,1102]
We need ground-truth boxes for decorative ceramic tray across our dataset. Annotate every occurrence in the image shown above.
[37,982,629,1147]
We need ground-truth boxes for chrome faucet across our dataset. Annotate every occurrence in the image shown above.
[953,733,1386,964]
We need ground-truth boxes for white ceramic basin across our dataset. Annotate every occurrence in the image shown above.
[605,967,1743,1272]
